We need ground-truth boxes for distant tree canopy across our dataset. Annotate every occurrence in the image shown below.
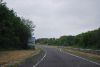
[36,38,49,44]
[0,2,35,49]
[36,28,100,49]
[74,28,100,49]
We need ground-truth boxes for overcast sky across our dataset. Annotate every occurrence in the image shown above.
[4,0,100,38]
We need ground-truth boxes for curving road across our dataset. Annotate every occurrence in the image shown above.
[35,45,100,67]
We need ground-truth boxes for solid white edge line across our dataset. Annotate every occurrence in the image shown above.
[63,50,100,66]
[33,50,47,67]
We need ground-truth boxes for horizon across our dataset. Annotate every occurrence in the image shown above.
[35,27,100,39]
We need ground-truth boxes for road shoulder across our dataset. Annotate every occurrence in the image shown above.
[63,47,100,64]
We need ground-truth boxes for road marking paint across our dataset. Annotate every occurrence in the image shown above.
[33,50,47,67]
[64,51,100,66]
[59,48,62,52]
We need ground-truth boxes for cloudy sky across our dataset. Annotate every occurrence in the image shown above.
[4,0,100,38]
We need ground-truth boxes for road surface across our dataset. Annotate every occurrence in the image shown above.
[19,45,100,67]
[35,46,100,67]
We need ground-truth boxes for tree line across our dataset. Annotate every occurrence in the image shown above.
[36,28,100,49]
[0,1,35,50]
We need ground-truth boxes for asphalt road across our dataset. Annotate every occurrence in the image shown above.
[35,46,100,67]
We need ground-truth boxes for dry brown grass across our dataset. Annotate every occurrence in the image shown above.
[0,49,40,66]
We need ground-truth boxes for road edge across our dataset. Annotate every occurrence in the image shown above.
[61,49,100,66]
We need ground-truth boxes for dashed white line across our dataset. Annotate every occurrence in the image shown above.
[59,48,62,52]
[33,50,47,67]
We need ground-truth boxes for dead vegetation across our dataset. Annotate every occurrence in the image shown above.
[0,49,40,67]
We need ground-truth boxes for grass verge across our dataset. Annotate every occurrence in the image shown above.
[0,48,41,67]
[64,47,100,63]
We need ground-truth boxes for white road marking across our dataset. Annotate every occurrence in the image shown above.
[62,50,100,66]
[59,48,62,52]
[33,50,47,67]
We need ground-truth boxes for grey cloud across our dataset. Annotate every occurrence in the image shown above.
[5,0,100,38]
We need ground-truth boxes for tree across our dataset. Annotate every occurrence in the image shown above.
[36,28,100,49]
[0,2,35,50]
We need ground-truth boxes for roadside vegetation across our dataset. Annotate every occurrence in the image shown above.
[0,1,35,50]
[0,1,38,66]
[64,47,100,63]
[36,28,100,50]
[0,48,41,67]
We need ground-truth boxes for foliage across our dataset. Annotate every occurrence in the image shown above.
[36,38,49,44]
[36,28,100,49]
[0,2,35,49]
